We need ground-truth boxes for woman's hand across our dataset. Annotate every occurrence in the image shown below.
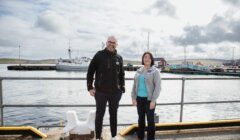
[89,89,96,96]
[132,99,137,106]
[150,101,155,110]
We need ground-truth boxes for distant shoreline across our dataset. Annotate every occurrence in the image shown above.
[0,58,57,64]
[0,58,238,66]
[0,58,142,65]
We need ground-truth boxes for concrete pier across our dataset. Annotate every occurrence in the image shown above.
[43,125,240,140]
[162,70,240,77]
[7,65,56,71]
[7,65,141,71]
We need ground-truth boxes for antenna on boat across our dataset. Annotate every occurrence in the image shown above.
[239,45,240,65]
[232,47,235,66]
[68,39,72,60]
[184,45,186,64]
[18,43,21,66]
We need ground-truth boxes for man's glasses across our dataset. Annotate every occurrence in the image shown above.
[108,41,117,44]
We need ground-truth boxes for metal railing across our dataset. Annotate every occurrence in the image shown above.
[0,77,240,127]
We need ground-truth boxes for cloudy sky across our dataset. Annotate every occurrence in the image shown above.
[0,0,240,60]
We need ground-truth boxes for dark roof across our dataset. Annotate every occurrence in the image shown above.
[154,58,166,61]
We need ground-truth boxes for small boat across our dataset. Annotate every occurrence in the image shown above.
[56,57,90,71]
[166,63,211,72]
[56,41,91,71]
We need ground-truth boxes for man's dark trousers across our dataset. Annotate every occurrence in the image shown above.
[94,91,122,139]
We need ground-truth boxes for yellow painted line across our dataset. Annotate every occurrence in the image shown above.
[0,126,47,138]
[120,119,240,136]
[155,119,240,127]
[119,124,138,136]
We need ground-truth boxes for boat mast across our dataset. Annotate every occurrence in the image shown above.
[232,47,235,66]
[68,40,72,60]
[18,44,21,66]
[239,45,240,65]
[184,45,186,64]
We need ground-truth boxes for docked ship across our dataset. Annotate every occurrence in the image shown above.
[165,61,211,72]
[56,57,90,71]
[56,42,91,71]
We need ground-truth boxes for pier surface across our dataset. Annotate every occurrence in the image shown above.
[43,126,240,140]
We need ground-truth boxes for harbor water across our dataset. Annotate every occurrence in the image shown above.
[0,64,240,127]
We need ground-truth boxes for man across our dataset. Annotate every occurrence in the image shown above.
[87,36,125,139]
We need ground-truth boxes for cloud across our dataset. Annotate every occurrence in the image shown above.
[0,38,18,47]
[0,0,48,20]
[217,45,230,52]
[35,10,69,34]
[194,45,206,53]
[222,0,240,6]
[145,0,177,17]
[77,29,93,35]
[0,48,15,58]
[172,15,240,45]
[1,0,240,60]
[118,40,147,60]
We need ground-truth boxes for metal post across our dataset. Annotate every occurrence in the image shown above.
[179,77,185,122]
[154,113,159,123]
[0,79,3,126]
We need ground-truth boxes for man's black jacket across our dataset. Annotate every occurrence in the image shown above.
[87,48,125,94]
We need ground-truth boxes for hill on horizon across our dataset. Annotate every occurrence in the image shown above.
[1,58,238,66]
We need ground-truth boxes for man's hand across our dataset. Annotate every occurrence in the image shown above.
[132,99,137,106]
[121,86,125,93]
[89,89,96,96]
[150,101,155,110]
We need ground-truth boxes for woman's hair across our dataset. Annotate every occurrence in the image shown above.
[142,52,154,66]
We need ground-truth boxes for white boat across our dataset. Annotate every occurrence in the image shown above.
[56,41,91,71]
[56,57,90,71]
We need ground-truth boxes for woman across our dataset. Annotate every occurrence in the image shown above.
[131,52,161,140]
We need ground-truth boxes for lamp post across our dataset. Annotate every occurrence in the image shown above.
[232,47,235,66]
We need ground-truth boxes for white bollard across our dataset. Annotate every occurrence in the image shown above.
[63,110,96,135]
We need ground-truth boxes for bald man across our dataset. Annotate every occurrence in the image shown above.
[87,36,125,139]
